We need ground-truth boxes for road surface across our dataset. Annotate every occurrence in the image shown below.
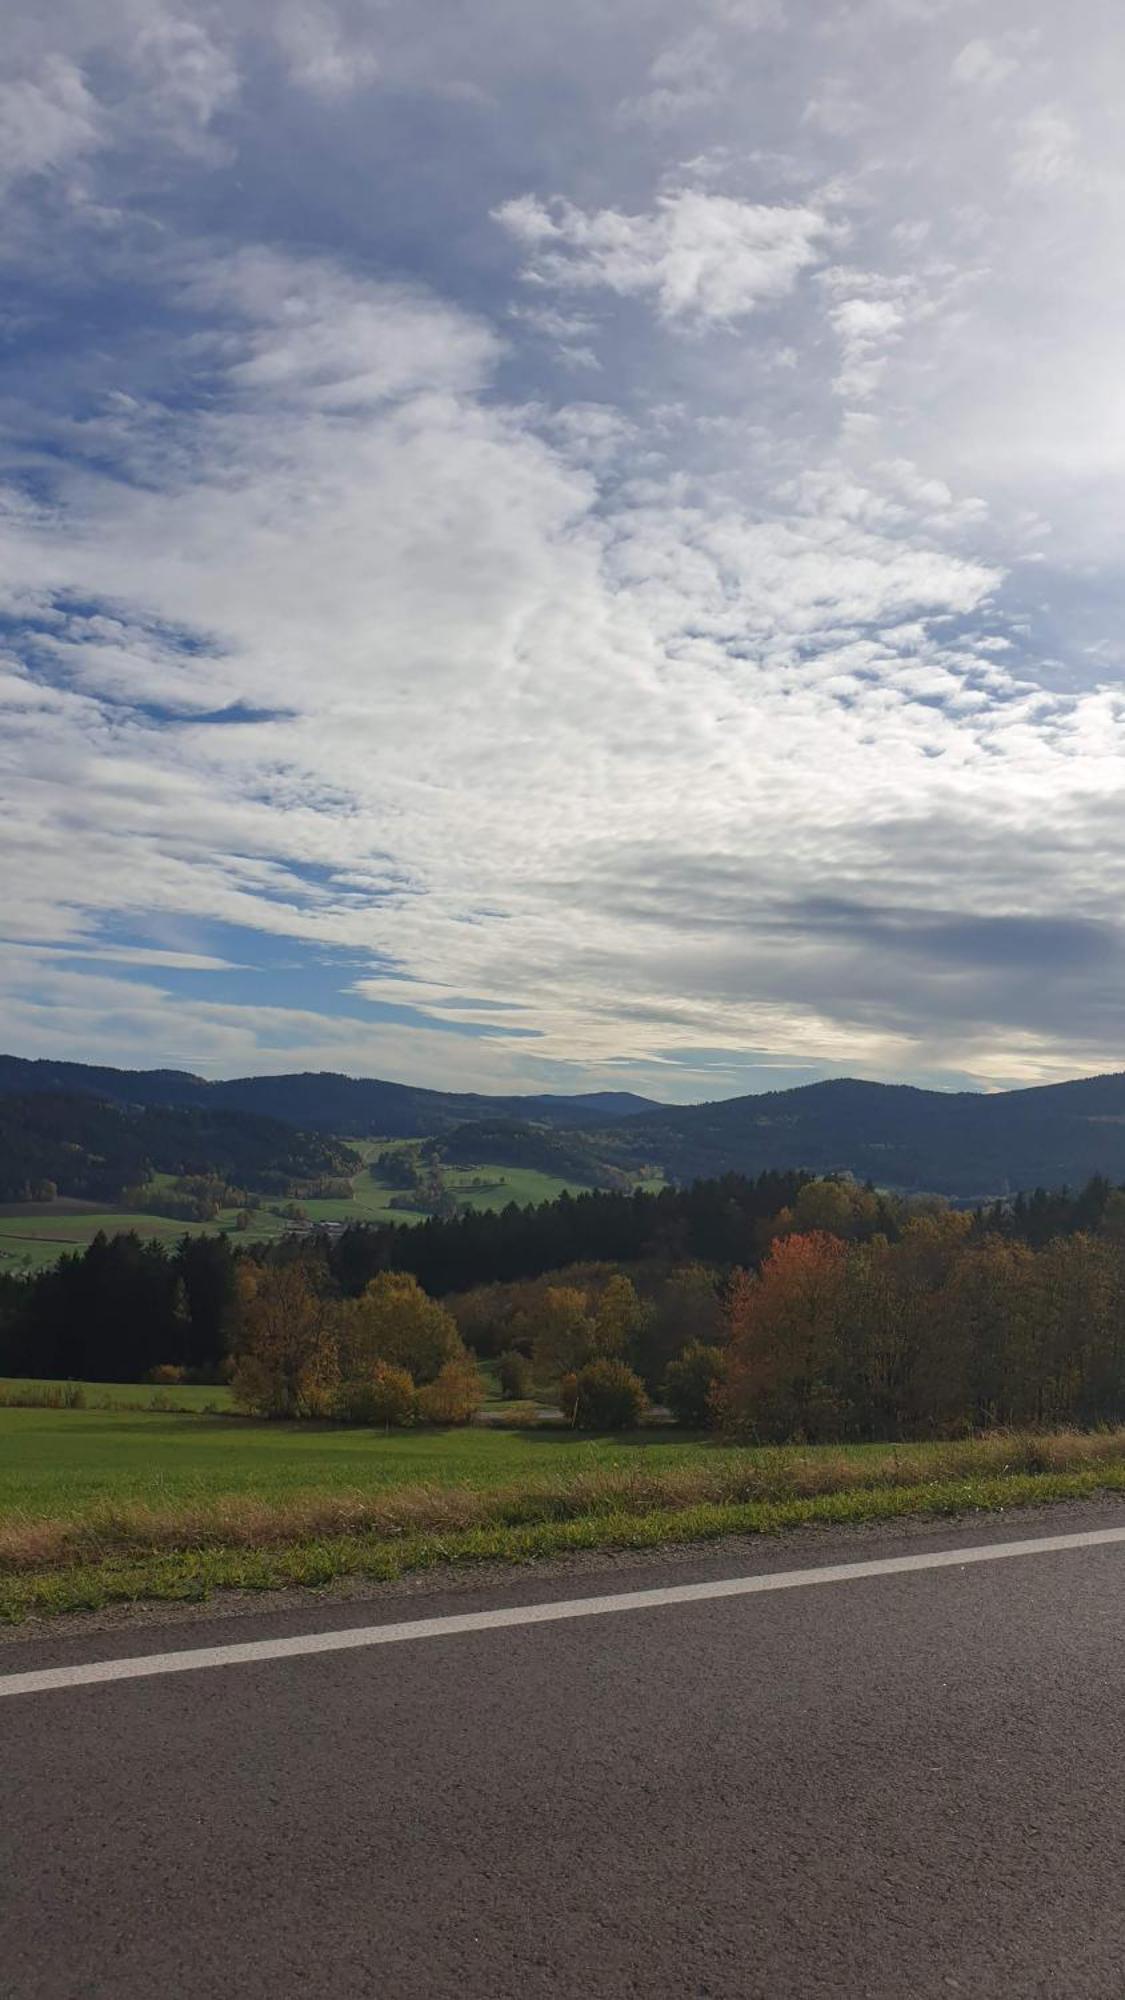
[4,1503,1125,1998]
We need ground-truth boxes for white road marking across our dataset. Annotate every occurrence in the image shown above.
[5,1522,1125,1701]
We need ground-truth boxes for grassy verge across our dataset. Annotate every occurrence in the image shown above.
[5,1429,1125,1622]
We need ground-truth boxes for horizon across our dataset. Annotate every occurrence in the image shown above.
[3,3,1123,1103]
[7,1047,1123,1110]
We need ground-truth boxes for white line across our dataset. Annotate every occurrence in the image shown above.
[5,1523,1125,1701]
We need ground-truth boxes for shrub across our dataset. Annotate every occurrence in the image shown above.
[0,1381,85,1410]
[664,1343,726,1429]
[335,1363,417,1427]
[571,1358,647,1432]
[416,1355,485,1426]
[497,1350,532,1400]
[149,1363,186,1386]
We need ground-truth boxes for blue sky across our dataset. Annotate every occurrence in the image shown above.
[1,0,1124,1101]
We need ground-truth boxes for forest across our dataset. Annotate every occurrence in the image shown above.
[0,1091,359,1205]
[5,1170,1125,1440]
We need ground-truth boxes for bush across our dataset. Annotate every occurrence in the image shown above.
[664,1343,725,1429]
[417,1355,485,1426]
[335,1362,417,1427]
[570,1358,647,1432]
[149,1363,186,1386]
[497,1349,532,1400]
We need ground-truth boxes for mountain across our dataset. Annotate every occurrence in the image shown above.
[7,1053,1125,1198]
[0,1057,658,1137]
[0,1092,358,1205]
[602,1073,1125,1198]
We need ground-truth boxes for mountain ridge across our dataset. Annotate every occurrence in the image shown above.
[4,1053,1125,1197]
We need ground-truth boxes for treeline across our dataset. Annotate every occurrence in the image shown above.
[0,1171,806,1383]
[722,1211,1125,1439]
[325,1170,812,1296]
[0,1231,241,1382]
[0,1090,359,1206]
[8,1173,1125,1438]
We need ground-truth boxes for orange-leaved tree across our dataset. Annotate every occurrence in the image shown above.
[720,1231,849,1441]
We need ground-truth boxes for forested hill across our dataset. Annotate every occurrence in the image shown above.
[0,1093,358,1205]
[604,1073,1125,1198]
[6,1053,1125,1197]
[0,1056,656,1137]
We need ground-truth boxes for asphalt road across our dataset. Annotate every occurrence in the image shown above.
[4,1504,1125,2000]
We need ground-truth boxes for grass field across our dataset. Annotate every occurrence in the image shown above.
[5,1400,1125,1621]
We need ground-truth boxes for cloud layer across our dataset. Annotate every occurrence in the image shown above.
[1,0,1124,1098]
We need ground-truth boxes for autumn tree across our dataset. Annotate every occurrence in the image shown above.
[532,1285,595,1379]
[232,1263,338,1418]
[720,1233,849,1440]
[336,1271,463,1385]
[591,1274,647,1359]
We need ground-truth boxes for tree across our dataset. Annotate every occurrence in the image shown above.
[231,1263,338,1418]
[720,1234,849,1440]
[337,1271,463,1384]
[630,1263,723,1393]
[591,1274,647,1359]
[664,1343,725,1429]
[532,1285,595,1379]
[785,1179,881,1241]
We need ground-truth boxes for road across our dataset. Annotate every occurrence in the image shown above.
[4,1504,1125,1999]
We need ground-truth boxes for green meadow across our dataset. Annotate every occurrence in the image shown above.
[5,1397,1125,1622]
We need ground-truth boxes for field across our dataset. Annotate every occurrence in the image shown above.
[5,1397,1125,1622]
[0,1148,596,1271]
[0,1407,713,1519]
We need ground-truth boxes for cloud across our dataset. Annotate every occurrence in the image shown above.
[1010,108,1078,189]
[3,0,1125,1099]
[0,56,101,186]
[274,4,380,96]
[494,188,832,325]
[950,39,1017,90]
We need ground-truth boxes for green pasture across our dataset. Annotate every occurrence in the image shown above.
[0,1404,722,1522]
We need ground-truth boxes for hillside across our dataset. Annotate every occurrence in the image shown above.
[0,1057,656,1137]
[6,1053,1125,1199]
[0,1092,358,1206]
[604,1074,1125,1198]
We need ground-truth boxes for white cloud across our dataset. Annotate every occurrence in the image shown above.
[127,12,239,150]
[1010,108,1078,189]
[5,0,1125,1094]
[950,40,1016,90]
[0,56,100,186]
[274,4,380,96]
[494,189,831,325]
[185,248,500,408]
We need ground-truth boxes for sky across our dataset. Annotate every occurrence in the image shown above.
[1,0,1124,1103]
